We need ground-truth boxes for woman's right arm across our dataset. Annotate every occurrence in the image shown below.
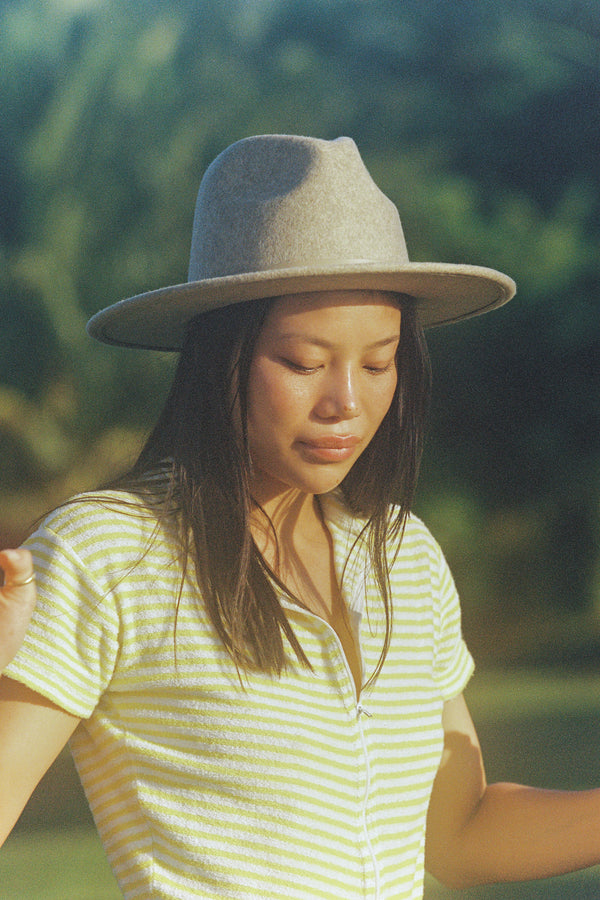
[0,549,81,846]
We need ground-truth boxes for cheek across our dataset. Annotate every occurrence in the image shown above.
[386,377,399,412]
[249,363,309,420]
[369,377,398,425]
[248,367,297,432]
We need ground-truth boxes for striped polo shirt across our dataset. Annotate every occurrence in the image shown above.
[6,487,473,899]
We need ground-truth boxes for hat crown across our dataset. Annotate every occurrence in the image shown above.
[86,133,516,349]
[188,135,409,281]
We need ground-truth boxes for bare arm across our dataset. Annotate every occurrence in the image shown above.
[0,677,80,846]
[0,549,80,846]
[426,692,600,888]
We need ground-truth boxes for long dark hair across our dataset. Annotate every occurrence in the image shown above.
[122,293,431,682]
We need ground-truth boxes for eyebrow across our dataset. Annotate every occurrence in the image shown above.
[277,334,401,350]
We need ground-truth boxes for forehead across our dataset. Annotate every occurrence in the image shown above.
[261,290,402,338]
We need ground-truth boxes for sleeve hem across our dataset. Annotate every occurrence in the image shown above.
[1,668,95,719]
[438,647,475,703]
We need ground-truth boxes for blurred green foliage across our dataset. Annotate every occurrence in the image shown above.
[0,0,599,663]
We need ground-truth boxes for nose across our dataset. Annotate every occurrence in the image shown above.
[315,368,360,421]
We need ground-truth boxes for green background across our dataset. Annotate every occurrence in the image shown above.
[2,0,599,663]
[1,0,599,896]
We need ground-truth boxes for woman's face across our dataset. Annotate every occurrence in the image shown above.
[246,290,401,504]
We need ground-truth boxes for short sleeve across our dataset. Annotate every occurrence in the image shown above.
[4,519,120,718]
[431,538,474,701]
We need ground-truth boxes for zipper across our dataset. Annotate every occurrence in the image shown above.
[328,624,381,897]
[315,614,382,897]
[357,700,381,898]
[280,602,381,895]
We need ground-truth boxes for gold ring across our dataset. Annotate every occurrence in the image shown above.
[5,572,36,587]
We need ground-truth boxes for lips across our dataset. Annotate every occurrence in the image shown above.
[298,435,360,463]
[301,435,360,450]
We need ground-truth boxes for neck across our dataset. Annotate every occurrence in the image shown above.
[250,488,342,623]
[250,489,323,559]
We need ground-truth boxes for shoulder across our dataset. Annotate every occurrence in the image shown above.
[37,467,173,542]
[393,513,455,585]
[321,489,441,540]
[38,490,158,546]
[401,513,447,559]
[320,491,452,590]
[26,479,178,593]
[320,489,447,556]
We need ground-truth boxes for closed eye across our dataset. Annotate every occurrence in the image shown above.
[364,361,395,374]
[281,358,321,373]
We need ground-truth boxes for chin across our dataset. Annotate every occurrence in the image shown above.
[297,470,350,496]
[252,457,354,501]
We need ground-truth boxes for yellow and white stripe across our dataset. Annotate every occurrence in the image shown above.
[7,486,473,899]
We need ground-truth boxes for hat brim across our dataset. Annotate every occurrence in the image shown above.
[86,262,516,350]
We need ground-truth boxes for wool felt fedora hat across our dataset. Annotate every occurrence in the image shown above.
[87,134,516,350]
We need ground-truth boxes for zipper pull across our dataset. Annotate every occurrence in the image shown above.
[357,702,372,718]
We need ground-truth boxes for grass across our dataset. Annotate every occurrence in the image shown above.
[0,829,120,900]
[425,868,600,900]
[466,669,600,720]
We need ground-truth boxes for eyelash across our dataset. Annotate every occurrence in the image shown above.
[283,360,394,375]
[365,362,394,375]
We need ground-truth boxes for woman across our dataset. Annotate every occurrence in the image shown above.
[1,135,598,899]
